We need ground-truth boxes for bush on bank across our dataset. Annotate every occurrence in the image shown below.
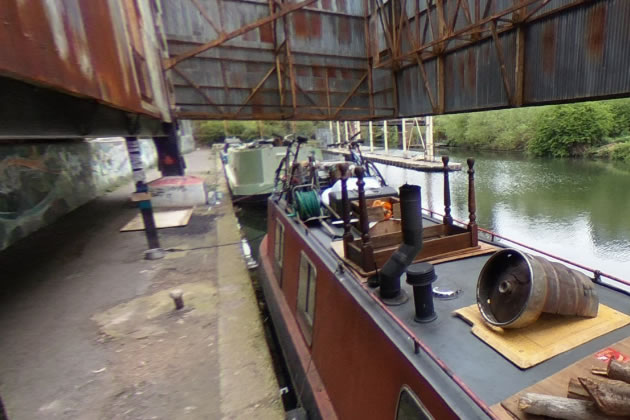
[435,98,630,159]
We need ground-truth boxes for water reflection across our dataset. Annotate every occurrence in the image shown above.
[376,150,630,280]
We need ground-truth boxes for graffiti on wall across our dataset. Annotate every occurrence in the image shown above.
[0,138,156,250]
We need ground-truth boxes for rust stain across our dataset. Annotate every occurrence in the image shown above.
[585,3,607,59]
[293,11,309,39]
[310,13,322,39]
[252,95,264,115]
[327,68,337,78]
[542,22,556,75]
[466,49,476,92]
[336,0,347,13]
[246,62,265,73]
[314,77,326,90]
[338,20,352,45]
[457,56,465,90]
[296,66,309,77]
[312,67,323,78]
[241,14,256,41]
[259,22,274,43]
[321,0,332,10]
[0,0,161,117]
[341,69,353,80]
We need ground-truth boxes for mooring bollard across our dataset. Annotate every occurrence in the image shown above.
[169,289,184,310]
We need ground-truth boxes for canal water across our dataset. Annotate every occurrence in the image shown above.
[377,150,630,281]
[236,149,630,283]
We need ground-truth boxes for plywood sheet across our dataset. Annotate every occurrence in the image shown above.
[120,208,194,232]
[455,304,630,369]
[491,336,630,420]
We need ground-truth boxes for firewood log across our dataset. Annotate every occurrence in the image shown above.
[518,393,613,420]
[578,377,630,416]
[608,360,630,384]
[568,377,593,400]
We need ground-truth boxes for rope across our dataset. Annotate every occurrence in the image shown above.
[294,190,321,221]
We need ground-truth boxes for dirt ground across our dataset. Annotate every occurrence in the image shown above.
[0,149,283,420]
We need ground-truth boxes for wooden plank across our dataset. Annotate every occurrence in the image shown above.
[326,148,461,172]
[120,208,194,232]
[455,305,630,370]
[492,336,630,419]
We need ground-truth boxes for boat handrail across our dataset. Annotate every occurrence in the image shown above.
[421,207,630,289]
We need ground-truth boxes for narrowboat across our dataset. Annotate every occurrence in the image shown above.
[223,137,322,202]
[257,155,630,420]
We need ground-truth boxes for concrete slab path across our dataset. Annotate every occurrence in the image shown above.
[0,149,283,420]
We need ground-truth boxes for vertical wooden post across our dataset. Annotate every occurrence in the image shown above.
[329,121,334,146]
[442,155,453,226]
[336,121,342,144]
[426,116,434,161]
[384,120,389,153]
[369,121,374,152]
[339,163,353,256]
[355,166,374,271]
[344,121,350,142]
[401,118,407,153]
[467,158,478,246]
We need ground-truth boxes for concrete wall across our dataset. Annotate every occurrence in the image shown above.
[179,120,196,154]
[0,138,157,251]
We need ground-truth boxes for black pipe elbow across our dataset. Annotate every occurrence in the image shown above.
[379,184,423,301]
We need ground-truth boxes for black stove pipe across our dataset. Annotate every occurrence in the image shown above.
[379,184,423,300]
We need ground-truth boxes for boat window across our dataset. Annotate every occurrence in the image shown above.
[274,221,285,269]
[395,386,433,420]
[297,252,317,343]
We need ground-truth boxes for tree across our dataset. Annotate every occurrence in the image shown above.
[528,103,613,157]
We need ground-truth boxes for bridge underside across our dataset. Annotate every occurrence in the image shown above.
[162,0,630,121]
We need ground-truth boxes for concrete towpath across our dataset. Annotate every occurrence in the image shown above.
[0,149,283,420]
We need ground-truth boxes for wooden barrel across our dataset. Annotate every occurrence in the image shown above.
[476,249,599,328]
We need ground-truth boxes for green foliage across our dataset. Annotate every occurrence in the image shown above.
[610,142,630,162]
[606,98,630,137]
[434,108,542,150]
[528,103,613,157]
[193,121,224,144]
[435,114,468,144]
[193,120,325,145]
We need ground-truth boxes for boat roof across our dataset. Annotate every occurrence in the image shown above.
[303,217,630,406]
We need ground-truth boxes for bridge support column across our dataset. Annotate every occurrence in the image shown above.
[125,137,163,259]
[154,122,186,177]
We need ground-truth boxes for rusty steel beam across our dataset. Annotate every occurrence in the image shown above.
[171,66,223,112]
[234,65,277,115]
[397,0,543,60]
[294,82,327,115]
[164,0,316,69]
[513,0,527,107]
[179,103,393,111]
[333,72,368,118]
[364,0,375,117]
[448,0,462,34]
[324,67,331,114]
[188,0,222,35]
[489,20,513,105]
[401,7,437,112]
[175,111,393,121]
